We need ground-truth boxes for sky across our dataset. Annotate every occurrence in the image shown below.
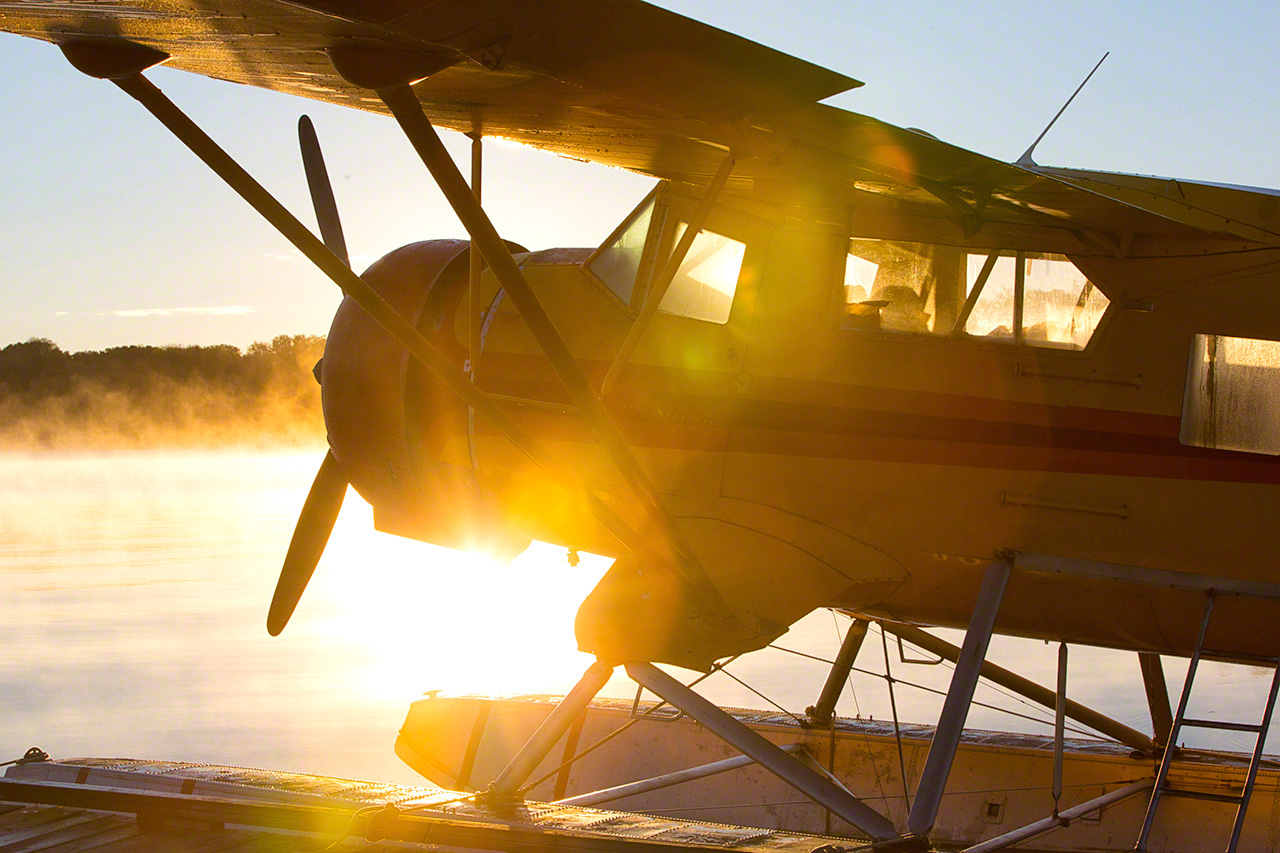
[2,1,1279,352]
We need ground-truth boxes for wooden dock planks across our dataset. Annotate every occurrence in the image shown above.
[3,758,852,853]
[0,802,438,852]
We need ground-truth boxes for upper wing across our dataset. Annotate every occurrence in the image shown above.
[1030,166,1280,246]
[3,0,1278,250]
[0,0,857,123]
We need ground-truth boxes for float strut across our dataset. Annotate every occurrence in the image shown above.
[1138,653,1174,750]
[626,662,898,841]
[806,618,868,726]
[877,621,1155,753]
[962,779,1154,853]
[1052,642,1067,816]
[906,558,1010,837]
[490,661,615,797]
[556,744,804,807]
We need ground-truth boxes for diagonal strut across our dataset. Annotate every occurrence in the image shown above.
[60,42,658,570]
[361,67,726,613]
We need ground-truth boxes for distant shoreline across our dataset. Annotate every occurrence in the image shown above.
[0,335,326,450]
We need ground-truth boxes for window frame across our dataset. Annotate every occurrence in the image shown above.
[581,184,666,313]
[584,181,768,326]
[638,189,768,327]
[830,220,1114,356]
[1179,332,1280,456]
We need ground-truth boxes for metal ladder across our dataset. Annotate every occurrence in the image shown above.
[1135,593,1280,852]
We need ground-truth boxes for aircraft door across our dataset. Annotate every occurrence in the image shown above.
[589,186,767,501]
[623,189,765,378]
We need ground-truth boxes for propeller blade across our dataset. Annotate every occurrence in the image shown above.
[268,449,347,636]
[298,115,350,267]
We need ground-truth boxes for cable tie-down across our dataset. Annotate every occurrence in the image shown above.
[1,747,50,767]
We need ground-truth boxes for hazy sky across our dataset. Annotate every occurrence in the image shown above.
[2,1,1277,352]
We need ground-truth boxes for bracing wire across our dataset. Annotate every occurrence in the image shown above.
[879,624,913,811]
[846,614,1100,737]
[515,658,738,797]
[854,621,1121,742]
[767,641,1108,743]
[866,621,1065,729]
[716,666,806,725]
[831,612,890,816]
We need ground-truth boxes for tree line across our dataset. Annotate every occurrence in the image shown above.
[0,335,327,449]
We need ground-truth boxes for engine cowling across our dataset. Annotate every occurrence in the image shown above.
[320,239,530,562]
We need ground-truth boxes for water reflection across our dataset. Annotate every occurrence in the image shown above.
[1,451,1271,788]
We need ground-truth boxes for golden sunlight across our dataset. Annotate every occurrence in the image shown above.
[673,224,746,297]
[299,492,616,702]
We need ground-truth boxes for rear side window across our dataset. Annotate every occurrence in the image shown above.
[962,251,1108,349]
[1181,334,1280,455]
[840,239,1109,349]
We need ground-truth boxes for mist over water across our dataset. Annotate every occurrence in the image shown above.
[2,452,1274,788]
[0,336,325,450]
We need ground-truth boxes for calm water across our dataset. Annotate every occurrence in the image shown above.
[2,451,1274,787]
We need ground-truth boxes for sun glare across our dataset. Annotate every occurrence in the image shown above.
[296,493,613,702]
[673,223,745,297]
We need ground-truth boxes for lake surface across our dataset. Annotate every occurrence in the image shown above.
[3,451,1274,787]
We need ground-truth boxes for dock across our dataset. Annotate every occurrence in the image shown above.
[1,755,857,852]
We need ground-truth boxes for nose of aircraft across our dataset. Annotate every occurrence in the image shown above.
[320,239,531,556]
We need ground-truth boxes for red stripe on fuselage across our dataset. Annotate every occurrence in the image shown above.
[471,359,1280,485]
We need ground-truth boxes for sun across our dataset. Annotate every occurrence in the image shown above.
[299,493,618,701]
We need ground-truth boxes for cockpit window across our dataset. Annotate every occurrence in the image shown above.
[840,239,1109,350]
[657,223,745,325]
[1181,334,1280,455]
[586,194,659,306]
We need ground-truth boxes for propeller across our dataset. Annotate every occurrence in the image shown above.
[268,449,348,635]
[266,115,351,636]
[297,115,349,267]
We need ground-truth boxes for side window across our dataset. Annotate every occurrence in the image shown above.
[843,240,964,334]
[839,238,1109,350]
[590,183,759,325]
[1181,334,1280,455]
[657,223,745,325]
[963,251,1109,349]
[586,192,661,306]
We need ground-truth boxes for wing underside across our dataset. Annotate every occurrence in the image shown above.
[3,0,1279,251]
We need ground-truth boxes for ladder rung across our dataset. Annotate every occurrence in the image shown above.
[1181,718,1264,733]
[1162,788,1244,805]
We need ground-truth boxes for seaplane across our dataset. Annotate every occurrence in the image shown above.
[3,2,1280,852]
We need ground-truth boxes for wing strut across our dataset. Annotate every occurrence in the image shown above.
[601,151,737,396]
[343,50,727,616]
[467,132,484,380]
[465,132,484,481]
[57,41,659,572]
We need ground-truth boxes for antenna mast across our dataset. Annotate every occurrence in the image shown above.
[1016,52,1109,167]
